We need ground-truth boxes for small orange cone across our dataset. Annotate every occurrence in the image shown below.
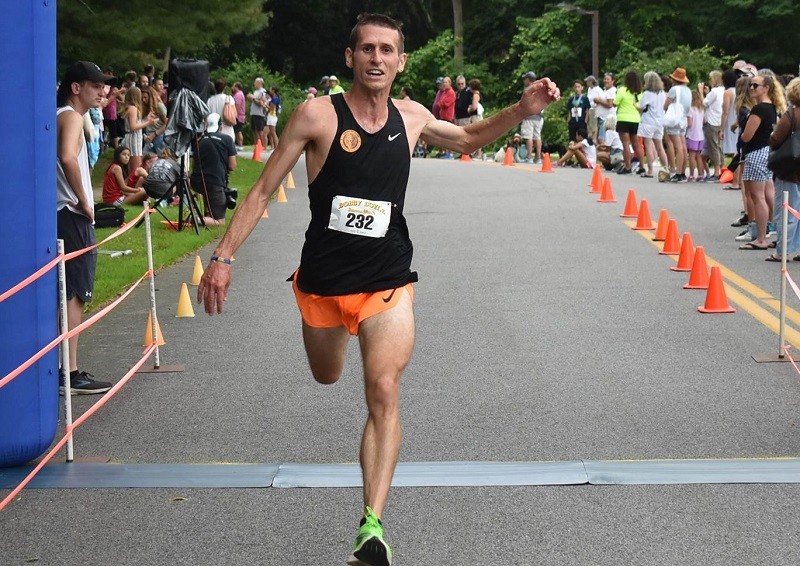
[143,311,166,346]
[597,177,617,203]
[588,165,602,188]
[620,189,639,218]
[659,219,681,255]
[632,199,655,230]
[540,153,553,173]
[698,266,736,313]
[460,152,472,162]
[286,171,296,189]
[191,255,203,286]
[252,139,263,162]
[670,232,695,272]
[261,205,269,219]
[502,147,515,166]
[719,169,734,184]
[652,209,670,241]
[176,283,195,318]
[277,184,288,203]
[684,246,710,289]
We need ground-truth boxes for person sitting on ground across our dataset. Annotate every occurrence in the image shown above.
[127,152,159,190]
[101,146,148,205]
[555,128,596,168]
[494,133,526,162]
[190,113,237,226]
[596,115,624,170]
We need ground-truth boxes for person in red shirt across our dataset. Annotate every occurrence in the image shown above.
[437,76,456,158]
[438,76,456,122]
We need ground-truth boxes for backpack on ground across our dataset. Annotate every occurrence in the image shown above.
[94,203,125,228]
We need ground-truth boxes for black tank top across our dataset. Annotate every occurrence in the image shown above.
[295,94,418,296]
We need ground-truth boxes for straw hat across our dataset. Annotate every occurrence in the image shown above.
[669,67,690,84]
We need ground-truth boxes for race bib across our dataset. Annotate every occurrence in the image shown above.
[328,195,392,238]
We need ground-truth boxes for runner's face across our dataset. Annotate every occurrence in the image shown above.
[345,24,406,91]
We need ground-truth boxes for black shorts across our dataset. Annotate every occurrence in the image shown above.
[192,182,227,220]
[616,121,639,136]
[251,115,266,133]
[103,118,119,140]
[57,208,97,303]
[234,121,244,135]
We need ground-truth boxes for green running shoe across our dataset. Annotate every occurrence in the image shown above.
[347,506,392,566]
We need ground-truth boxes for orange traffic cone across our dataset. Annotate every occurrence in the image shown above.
[286,171,296,189]
[540,153,553,173]
[683,246,710,289]
[252,138,263,162]
[277,184,288,203]
[176,283,195,318]
[598,177,617,203]
[719,169,734,184]
[620,189,639,218]
[670,232,695,272]
[143,311,166,346]
[191,255,203,286]
[588,165,602,188]
[460,152,472,162]
[632,199,655,230]
[659,219,681,255]
[261,205,269,219]
[502,147,515,166]
[652,209,670,241]
[698,266,736,313]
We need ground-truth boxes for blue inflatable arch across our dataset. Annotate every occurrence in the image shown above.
[0,3,59,466]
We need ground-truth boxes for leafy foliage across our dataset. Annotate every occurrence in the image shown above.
[57,0,269,75]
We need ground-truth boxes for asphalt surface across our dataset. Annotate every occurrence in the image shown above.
[3,157,800,565]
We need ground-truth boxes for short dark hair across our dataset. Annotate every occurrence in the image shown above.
[214,78,226,94]
[576,128,588,139]
[348,13,405,54]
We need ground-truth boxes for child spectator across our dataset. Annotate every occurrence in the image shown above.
[555,128,596,169]
[102,146,148,205]
[686,89,707,181]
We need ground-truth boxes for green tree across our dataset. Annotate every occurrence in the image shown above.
[57,1,269,75]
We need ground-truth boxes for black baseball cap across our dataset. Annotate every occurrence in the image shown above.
[62,61,116,86]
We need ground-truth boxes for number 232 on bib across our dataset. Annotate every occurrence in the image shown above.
[328,195,392,238]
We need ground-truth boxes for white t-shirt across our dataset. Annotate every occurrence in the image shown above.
[703,85,724,126]
[604,129,623,151]
[581,138,597,165]
[207,93,236,141]
[639,90,666,127]
[250,88,267,117]
[594,86,617,119]
[587,86,604,109]
[56,106,93,218]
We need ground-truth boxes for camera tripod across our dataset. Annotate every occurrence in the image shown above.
[151,154,205,234]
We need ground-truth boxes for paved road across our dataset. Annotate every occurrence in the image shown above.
[3,158,800,565]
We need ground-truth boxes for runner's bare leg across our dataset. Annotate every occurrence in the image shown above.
[356,290,414,518]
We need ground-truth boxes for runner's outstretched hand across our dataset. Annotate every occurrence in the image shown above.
[520,78,561,116]
[197,261,231,315]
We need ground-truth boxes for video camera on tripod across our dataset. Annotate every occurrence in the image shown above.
[141,59,212,233]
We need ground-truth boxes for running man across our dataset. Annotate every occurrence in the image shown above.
[198,13,559,566]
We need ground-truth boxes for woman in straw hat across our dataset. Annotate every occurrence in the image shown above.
[663,67,691,182]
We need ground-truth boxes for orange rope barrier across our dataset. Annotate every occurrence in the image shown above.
[0,271,149,389]
[0,208,148,303]
[0,343,157,512]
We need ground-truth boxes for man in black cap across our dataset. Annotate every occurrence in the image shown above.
[56,61,116,395]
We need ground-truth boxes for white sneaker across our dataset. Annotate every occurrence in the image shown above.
[735,228,755,242]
